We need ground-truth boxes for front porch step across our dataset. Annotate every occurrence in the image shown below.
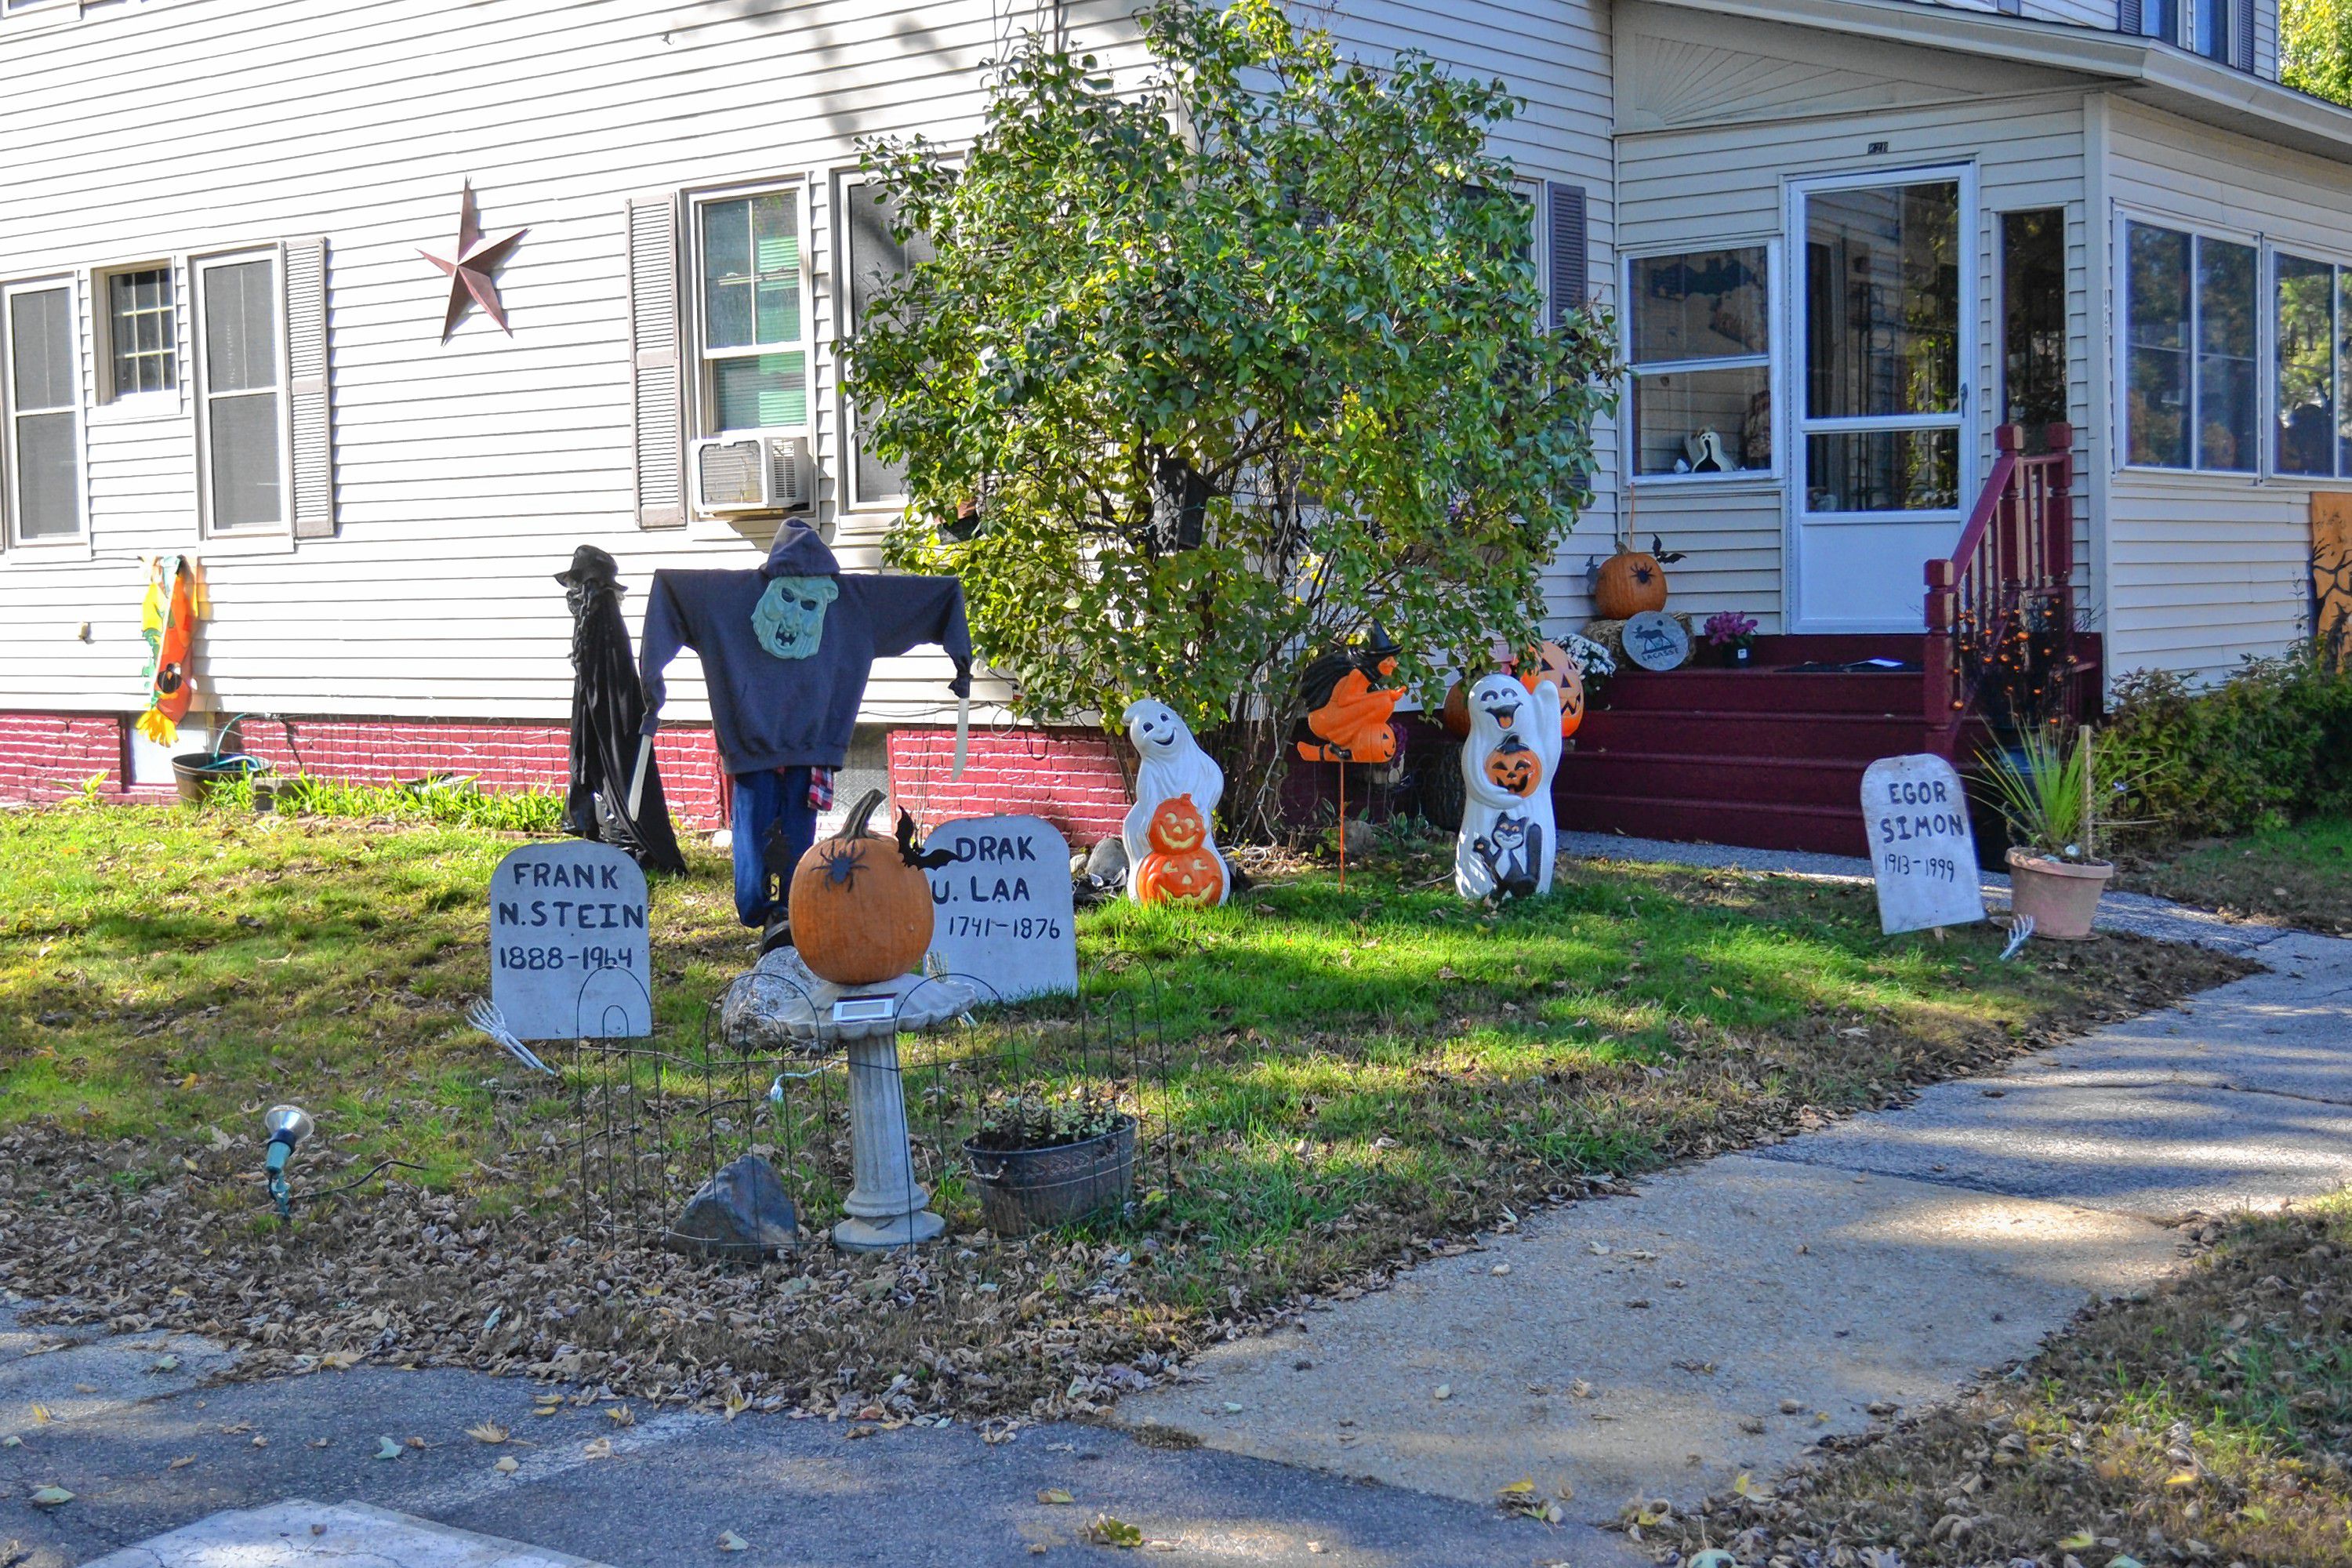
[1553,749,1867,810]
[1573,708,1926,761]
[1595,668,1922,717]
[1554,789,1871,858]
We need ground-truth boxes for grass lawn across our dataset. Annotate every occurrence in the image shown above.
[1668,1193,2352,1568]
[0,804,2250,1425]
[2123,815,2352,936]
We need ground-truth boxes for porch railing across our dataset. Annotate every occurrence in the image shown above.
[1922,421,2078,758]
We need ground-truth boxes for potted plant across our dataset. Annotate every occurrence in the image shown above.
[1982,724,2125,940]
[962,1092,1137,1236]
[1701,611,1759,668]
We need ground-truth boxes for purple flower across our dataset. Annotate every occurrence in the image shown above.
[1702,612,1758,648]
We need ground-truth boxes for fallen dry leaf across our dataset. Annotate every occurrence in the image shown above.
[168,1455,194,1469]
[1038,1488,1076,1505]
[581,1436,613,1460]
[1088,1515,1145,1548]
[29,1486,74,1507]
[466,1421,510,1445]
[717,1530,750,1552]
[373,1436,402,1460]
[494,1456,519,1475]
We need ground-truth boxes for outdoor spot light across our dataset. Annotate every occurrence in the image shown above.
[263,1104,314,1218]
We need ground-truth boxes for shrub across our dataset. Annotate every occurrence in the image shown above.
[2107,639,2352,840]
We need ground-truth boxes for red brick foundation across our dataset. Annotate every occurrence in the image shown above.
[0,711,733,826]
[0,713,138,802]
[887,725,1132,848]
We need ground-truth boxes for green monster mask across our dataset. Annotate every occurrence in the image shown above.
[751,574,839,660]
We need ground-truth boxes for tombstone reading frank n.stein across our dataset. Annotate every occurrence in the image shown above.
[1860,753,1986,935]
[489,840,652,1040]
[924,815,1078,1003]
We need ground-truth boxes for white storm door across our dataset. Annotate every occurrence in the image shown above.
[1789,169,1975,632]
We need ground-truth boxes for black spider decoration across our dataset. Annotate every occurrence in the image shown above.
[818,838,869,891]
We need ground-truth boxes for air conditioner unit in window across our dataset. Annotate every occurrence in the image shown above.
[691,434,814,516]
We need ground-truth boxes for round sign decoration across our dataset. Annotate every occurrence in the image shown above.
[1622,610,1692,672]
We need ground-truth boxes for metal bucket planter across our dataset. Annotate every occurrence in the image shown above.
[170,751,270,805]
[962,1113,1137,1236]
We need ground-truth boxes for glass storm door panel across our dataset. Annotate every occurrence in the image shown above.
[1791,173,1972,632]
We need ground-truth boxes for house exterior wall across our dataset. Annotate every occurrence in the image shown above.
[1613,2,2096,636]
[0,0,1618,801]
[2096,95,2349,682]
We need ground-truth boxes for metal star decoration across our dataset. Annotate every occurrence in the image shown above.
[419,182,527,340]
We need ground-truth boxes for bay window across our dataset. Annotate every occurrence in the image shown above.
[1625,245,1772,478]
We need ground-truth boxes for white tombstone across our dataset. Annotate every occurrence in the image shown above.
[1860,754,1987,935]
[923,814,1078,1003]
[489,840,652,1039]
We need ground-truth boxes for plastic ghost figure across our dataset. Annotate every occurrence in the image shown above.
[750,574,840,661]
[1456,672,1562,902]
[1120,699,1230,906]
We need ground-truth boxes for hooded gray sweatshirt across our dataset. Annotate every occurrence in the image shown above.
[639,523,971,772]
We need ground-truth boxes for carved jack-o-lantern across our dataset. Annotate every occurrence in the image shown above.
[789,789,935,985]
[1484,739,1541,798]
[1515,641,1586,741]
[1136,793,1225,906]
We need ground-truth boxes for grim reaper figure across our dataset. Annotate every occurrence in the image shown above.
[556,545,688,875]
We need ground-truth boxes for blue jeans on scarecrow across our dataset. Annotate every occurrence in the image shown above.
[731,766,817,929]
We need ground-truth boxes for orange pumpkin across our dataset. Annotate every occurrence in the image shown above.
[1135,793,1225,906]
[789,789,935,985]
[1439,680,1472,739]
[1514,641,1585,741]
[1484,739,1541,797]
[1594,549,1670,619]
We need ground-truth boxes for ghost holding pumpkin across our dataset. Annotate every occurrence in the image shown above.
[1121,699,1232,906]
[1456,672,1562,902]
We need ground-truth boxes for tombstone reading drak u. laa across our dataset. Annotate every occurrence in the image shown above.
[923,815,1078,1002]
[1860,753,1986,935]
[489,840,652,1039]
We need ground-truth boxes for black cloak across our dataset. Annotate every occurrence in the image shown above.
[557,545,688,875]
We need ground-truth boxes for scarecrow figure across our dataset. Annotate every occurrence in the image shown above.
[641,521,971,953]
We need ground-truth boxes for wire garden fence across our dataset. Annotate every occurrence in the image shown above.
[564,970,1174,1255]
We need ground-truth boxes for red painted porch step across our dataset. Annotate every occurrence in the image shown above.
[1549,655,1932,857]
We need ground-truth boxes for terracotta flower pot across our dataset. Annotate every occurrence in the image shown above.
[2005,848,2114,941]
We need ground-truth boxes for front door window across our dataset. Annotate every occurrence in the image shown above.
[1791,173,1972,630]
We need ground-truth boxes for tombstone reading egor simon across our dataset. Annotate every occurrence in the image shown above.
[924,815,1078,1002]
[1860,753,1986,935]
[489,840,652,1039]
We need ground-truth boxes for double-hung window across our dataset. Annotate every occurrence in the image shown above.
[840,180,935,509]
[101,266,177,402]
[2272,250,2352,478]
[1624,246,1772,478]
[2,278,83,543]
[695,188,812,436]
[2124,220,2256,471]
[2131,0,2250,70]
[194,250,289,532]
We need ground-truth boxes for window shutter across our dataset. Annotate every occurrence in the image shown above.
[2235,0,2254,69]
[284,237,336,540]
[1545,182,1588,329]
[627,194,685,529]
[2118,0,2140,35]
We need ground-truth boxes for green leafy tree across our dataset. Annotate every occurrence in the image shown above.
[2283,0,2352,105]
[848,0,1616,834]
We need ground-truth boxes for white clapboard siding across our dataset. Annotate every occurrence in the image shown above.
[0,0,1623,727]
[2096,97,2345,684]
[1615,0,2092,635]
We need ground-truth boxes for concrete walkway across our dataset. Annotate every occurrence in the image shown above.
[1115,841,2352,1529]
[9,844,2347,1566]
